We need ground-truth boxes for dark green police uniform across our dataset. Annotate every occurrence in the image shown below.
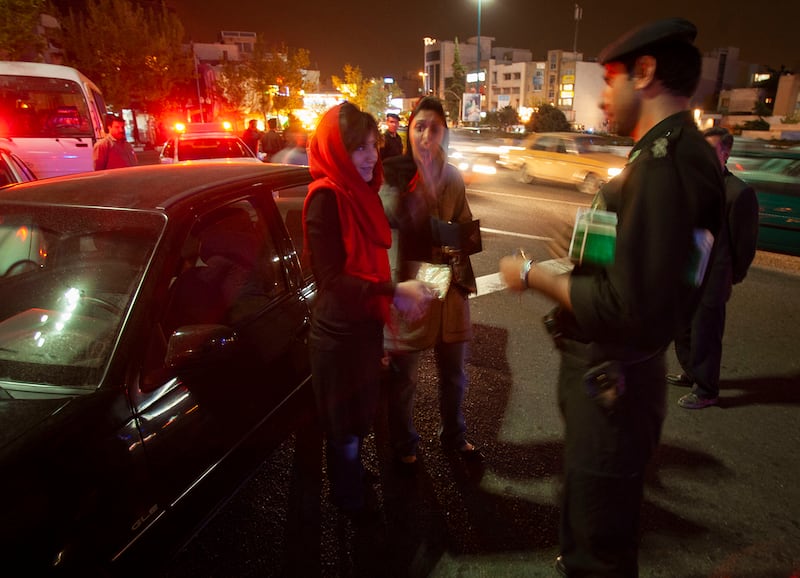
[553,110,725,576]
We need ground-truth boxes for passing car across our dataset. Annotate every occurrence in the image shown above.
[0,162,316,573]
[728,148,800,256]
[0,145,37,187]
[159,122,262,164]
[503,132,628,194]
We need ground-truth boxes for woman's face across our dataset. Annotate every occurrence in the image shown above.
[410,110,445,162]
[350,132,379,182]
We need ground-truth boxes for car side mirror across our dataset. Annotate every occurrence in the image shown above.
[165,324,239,370]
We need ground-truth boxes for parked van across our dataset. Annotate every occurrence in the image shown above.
[0,61,107,178]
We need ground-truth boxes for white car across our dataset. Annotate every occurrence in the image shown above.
[159,123,262,164]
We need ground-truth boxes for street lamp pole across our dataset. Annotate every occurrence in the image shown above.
[476,0,481,98]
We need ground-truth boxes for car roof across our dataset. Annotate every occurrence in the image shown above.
[0,163,311,211]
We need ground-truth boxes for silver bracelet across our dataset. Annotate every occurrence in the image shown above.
[520,259,533,290]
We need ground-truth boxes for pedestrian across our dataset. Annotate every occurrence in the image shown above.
[271,128,308,165]
[261,118,284,161]
[241,119,261,156]
[380,96,481,473]
[303,102,431,517]
[93,115,137,170]
[379,112,403,160]
[670,127,760,409]
[498,18,725,576]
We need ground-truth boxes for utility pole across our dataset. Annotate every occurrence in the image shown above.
[573,4,582,57]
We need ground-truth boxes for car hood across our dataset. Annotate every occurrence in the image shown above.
[0,394,71,451]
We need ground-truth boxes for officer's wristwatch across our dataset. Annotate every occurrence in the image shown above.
[520,259,534,290]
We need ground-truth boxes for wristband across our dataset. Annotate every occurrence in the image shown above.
[520,259,533,290]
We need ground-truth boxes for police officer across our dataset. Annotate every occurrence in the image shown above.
[499,18,725,576]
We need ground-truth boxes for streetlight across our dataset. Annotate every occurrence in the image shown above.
[418,71,428,94]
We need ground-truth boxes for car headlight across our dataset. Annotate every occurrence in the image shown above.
[607,167,623,178]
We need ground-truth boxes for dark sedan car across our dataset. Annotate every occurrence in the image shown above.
[0,163,315,573]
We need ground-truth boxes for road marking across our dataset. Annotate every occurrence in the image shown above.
[480,226,552,242]
[467,187,591,208]
[472,272,506,298]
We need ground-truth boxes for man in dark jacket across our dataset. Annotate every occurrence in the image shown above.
[670,127,760,408]
[379,113,403,160]
[499,18,725,576]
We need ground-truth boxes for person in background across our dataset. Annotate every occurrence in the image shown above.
[93,115,137,170]
[670,126,760,409]
[241,119,261,156]
[380,96,481,474]
[303,102,430,517]
[271,127,309,165]
[379,112,403,160]
[261,118,285,161]
[499,18,724,576]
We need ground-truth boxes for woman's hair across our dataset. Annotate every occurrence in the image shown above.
[339,101,379,153]
[406,96,449,156]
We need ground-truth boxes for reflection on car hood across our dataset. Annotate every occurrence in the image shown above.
[0,395,70,451]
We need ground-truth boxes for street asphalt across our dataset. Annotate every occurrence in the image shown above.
[159,250,800,578]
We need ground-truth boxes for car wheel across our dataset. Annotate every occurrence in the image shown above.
[578,173,602,195]
[519,164,535,184]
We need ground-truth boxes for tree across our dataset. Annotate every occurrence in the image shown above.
[0,0,47,61]
[445,38,467,125]
[59,0,193,113]
[525,103,570,133]
[332,64,369,110]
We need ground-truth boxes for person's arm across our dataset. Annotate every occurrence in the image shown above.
[499,255,573,311]
[728,178,760,283]
[93,139,107,171]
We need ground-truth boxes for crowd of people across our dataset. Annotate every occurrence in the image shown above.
[299,16,759,577]
[90,16,758,576]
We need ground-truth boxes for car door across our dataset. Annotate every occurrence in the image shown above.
[128,185,312,531]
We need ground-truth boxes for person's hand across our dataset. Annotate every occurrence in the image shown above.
[499,255,528,292]
[393,279,433,322]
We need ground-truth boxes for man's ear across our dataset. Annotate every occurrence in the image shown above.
[632,55,657,90]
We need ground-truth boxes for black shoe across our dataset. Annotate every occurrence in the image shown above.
[666,373,693,386]
[554,555,566,577]
[456,442,482,462]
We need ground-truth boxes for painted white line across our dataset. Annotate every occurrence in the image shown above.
[467,187,591,208]
[472,272,507,298]
[480,226,552,242]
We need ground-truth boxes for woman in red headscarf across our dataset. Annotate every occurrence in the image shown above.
[303,102,429,515]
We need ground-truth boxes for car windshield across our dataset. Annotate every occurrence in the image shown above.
[0,204,164,388]
[177,137,252,160]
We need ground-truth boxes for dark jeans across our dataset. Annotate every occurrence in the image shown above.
[386,340,468,457]
[310,337,382,510]
[557,341,667,577]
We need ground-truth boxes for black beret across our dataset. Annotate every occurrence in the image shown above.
[598,17,697,64]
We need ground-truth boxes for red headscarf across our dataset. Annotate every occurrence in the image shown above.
[303,103,392,322]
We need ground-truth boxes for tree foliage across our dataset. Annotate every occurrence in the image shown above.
[217,44,310,121]
[525,103,570,132]
[444,38,467,125]
[485,106,519,130]
[58,0,193,113]
[332,64,370,110]
[0,0,47,60]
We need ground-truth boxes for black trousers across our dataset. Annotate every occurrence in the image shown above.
[674,300,727,399]
[557,341,667,577]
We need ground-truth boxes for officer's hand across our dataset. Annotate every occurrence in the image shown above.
[499,255,527,292]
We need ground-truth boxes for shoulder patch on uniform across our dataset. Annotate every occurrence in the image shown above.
[652,137,669,158]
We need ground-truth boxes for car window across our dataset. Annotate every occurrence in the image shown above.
[273,183,311,281]
[0,205,163,388]
[178,137,252,161]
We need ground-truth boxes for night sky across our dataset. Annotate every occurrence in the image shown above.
[170,0,799,81]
